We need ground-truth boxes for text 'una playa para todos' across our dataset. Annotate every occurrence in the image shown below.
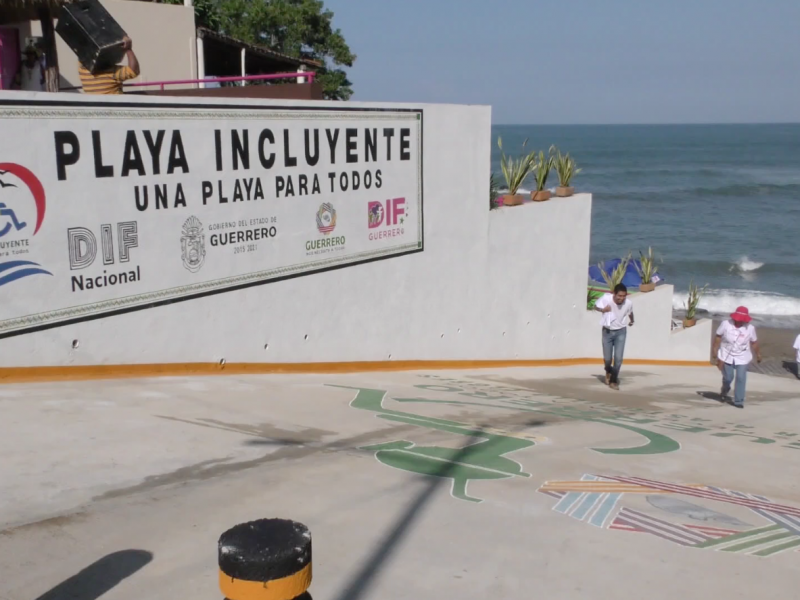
[52,126,414,211]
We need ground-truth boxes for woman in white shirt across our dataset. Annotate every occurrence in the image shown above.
[711,306,761,408]
[793,333,800,380]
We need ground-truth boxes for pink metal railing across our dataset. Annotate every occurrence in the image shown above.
[125,71,316,91]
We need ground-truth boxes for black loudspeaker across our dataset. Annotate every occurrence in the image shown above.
[56,0,128,74]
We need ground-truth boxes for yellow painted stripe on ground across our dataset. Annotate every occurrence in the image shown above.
[540,484,665,494]
[540,482,707,493]
[218,563,311,600]
[0,358,712,384]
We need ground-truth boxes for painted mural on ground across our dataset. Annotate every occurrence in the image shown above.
[540,475,800,558]
[331,383,690,502]
[330,385,548,502]
[330,376,800,506]
[408,375,800,451]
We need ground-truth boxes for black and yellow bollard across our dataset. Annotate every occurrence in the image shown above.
[218,519,312,600]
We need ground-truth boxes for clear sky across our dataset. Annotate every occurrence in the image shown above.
[323,0,799,124]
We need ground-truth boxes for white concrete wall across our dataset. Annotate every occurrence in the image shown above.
[0,93,710,367]
[486,196,593,359]
[489,200,711,363]
[14,0,197,90]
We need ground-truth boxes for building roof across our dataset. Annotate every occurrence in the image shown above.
[0,0,71,23]
[197,27,322,70]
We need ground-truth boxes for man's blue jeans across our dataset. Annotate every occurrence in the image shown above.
[721,362,748,406]
[602,327,627,384]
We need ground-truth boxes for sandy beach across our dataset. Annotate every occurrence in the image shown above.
[751,326,799,361]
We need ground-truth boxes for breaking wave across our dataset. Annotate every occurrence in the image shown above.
[729,256,765,273]
[672,288,800,323]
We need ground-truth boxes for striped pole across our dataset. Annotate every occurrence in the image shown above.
[218,519,312,600]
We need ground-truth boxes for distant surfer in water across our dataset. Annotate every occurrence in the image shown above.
[712,306,761,408]
[594,283,634,390]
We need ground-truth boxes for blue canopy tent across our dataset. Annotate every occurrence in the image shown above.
[588,258,663,289]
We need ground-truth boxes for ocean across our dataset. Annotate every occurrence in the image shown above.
[491,124,800,329]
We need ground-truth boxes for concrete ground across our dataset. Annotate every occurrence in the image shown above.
[2,365,800,600]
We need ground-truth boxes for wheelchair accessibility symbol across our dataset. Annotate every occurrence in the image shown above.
[0,163,45,236]
[0,163,51,287]
[0,202,27,238]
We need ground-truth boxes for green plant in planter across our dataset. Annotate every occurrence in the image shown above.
[685,280,709,320]
[553,147,581,194]
[635,246,659,288]
[598,254,631,290]
[498,137,536,201]
[532,149,555,192]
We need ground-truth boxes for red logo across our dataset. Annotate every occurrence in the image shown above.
[0,162,46,235]
[0,162,51,287]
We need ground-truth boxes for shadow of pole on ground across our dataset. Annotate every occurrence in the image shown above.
[329,427,513,600]
[34,549,153,600]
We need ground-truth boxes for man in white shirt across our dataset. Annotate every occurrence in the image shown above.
[711,306,761,408]
[793,333,800,380]
[594,283,635,390]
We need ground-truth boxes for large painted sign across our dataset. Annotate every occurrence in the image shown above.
[0,97,423,337]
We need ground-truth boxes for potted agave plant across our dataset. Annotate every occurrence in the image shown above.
[635,247,658,292]
[553,147,581,197]
[531,149,555,202]
[683,280,708,328]
[498,137,536,206]
[598,253,631,290]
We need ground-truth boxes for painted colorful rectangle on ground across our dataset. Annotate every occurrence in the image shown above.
[540,474,800,558]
